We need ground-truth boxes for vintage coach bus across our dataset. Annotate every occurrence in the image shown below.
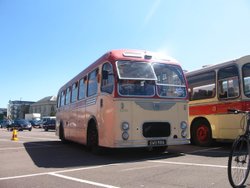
[186,55,250,146]
[56,49,189,153]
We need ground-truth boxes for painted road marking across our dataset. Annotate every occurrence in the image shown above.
[0,158,228,182]
[0,165,115,181]
[0,144,63,151]
[18,136,59,141]
[49,173,120,188]
[148,160,227,168]
[120,164,163,172]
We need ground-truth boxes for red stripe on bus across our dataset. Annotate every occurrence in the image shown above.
[189,101,250,116]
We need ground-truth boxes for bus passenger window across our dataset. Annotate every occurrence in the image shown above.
[71,82,78,103]
[65,87,71,105]
[187,71,216,101]
[78,77,86,100]
[60,91,65,106]
[218,65,239,99]
[243,63,250,97]
[87,69,98,97]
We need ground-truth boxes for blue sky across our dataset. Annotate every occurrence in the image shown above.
[1,0,250,108]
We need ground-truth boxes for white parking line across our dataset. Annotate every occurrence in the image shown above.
[148,160,227,168]
[187,147,228,154]
[0,144,63,151]
[17,136,59,141]
[0,165,115,181]
[49,173,120,188]
[120,164,163,171]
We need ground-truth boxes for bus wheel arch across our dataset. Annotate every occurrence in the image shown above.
[190,117,213,147]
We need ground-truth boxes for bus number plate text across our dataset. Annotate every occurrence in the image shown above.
[148,140,166,146]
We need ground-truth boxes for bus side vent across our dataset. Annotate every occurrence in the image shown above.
[143,122,171,138]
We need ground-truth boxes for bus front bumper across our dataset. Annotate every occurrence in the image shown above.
[113,138,190,148]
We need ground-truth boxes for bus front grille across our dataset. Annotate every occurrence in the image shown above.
[142,122,171,138]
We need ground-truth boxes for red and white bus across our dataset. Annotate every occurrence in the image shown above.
[56,49,189,153]
[186,55,250,146]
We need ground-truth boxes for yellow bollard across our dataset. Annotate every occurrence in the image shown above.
[11,129,19,141]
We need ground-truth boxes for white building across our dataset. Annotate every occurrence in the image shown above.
[29,96,57,118]
[8,100,35,119]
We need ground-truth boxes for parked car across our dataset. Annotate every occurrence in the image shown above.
[0,119,13,128]
[41,116,56,124]
[43,119,56,131]
[29,120,43,128]
[7,119,32,131]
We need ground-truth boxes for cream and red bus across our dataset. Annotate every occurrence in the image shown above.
[56,49,189,153]
[186,55,250,146]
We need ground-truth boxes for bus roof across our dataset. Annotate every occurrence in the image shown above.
[185,55,250,76]
[58,49,181,92]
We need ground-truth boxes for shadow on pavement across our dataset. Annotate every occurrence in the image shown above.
[23,141,184,168]
[24,140,232,168]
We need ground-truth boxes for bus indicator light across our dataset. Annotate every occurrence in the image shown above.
[122,132,129,140]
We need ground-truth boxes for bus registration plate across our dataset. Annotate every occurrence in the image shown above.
[148,139,166,146]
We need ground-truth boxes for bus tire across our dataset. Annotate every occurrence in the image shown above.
[59,123,67,143]
[87,124,102,155]
[192,119,213,147]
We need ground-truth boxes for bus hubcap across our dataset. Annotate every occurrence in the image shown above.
[197,125,209,143]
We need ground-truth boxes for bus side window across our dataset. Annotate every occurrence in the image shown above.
[87,69,98,97]
[65,87,71,105]
[101,62,114,94]
[78,77,86,100]
[71,82,78,103]
[218,65,239,99]
[187,71,216,101]
[60,90,65,106]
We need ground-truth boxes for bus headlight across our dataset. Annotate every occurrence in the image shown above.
[122,132,129,140]
[121,122,129,130]
[180,121,188,138]
[180,121,187,130]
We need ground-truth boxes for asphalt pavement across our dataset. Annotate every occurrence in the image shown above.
[0,128,249,188]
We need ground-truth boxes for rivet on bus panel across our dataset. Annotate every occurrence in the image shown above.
[121,102,124,109]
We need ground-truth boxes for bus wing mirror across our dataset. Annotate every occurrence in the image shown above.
[102,70,109,80]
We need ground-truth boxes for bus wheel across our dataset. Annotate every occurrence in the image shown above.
[192,120,212,147]
[59,124,67,143]
[87,125,101,154]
